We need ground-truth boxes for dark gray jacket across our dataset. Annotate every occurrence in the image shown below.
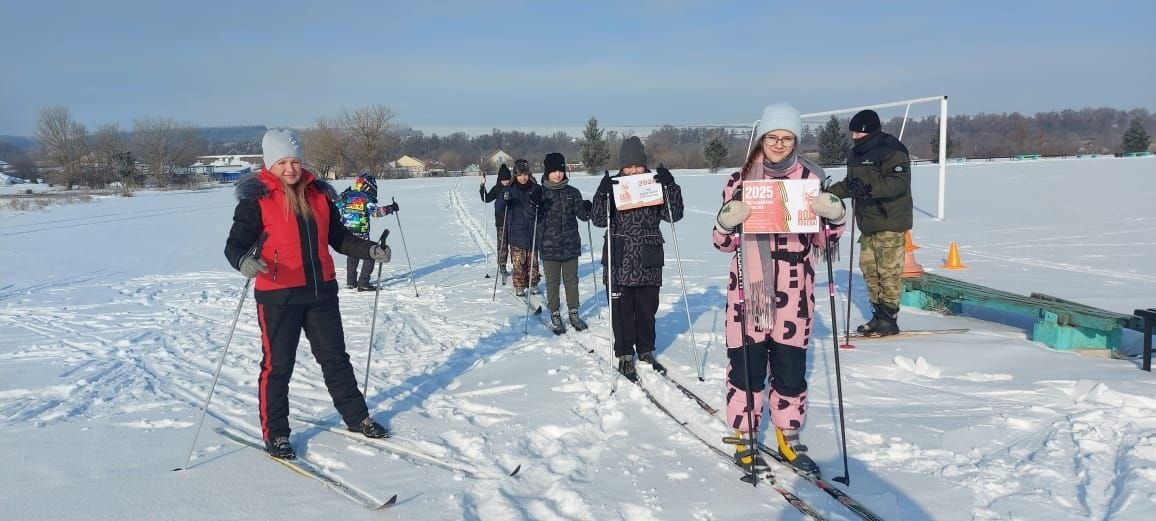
[591,173,684,287]
[530,176,589,261]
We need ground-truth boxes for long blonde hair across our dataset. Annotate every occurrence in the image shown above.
[282,177,313,219]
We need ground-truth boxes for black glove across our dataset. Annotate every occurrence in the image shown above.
[528,185,543,205]
[581,199,592,214]
[596,172,616,198]
[653,166,675,187]
[846,177,873,200]
[385,201,399,214]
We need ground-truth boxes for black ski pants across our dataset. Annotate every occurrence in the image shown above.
[256,297,369,440]
[610,285,660,358]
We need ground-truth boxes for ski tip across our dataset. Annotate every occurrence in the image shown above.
[376,494,399,509]
[509,464,522,477]
[839,343,857,349]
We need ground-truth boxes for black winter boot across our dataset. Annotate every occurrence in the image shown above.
[568,310,588,331]
[617,356,638,382]
[549,312,566,335]
[265,436,296,459]
[349,417,390,439]
[866,305,900,337]
[638,352,666,375]
[856,303,881,334]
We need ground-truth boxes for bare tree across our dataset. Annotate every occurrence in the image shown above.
[338,105,397,174]
[301,117,346,179]
[36,106,88,189]
[131,117,203,187]
[88,124,125,188]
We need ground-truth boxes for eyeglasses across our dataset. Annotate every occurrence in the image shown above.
[763,135,796,146]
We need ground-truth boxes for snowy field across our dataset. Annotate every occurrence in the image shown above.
[1,156,1155,520]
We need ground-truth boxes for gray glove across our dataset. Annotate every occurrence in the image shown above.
[810,192,846,225]
[369,244,392,263]
[239,255,268,278]
[715,200,751,234]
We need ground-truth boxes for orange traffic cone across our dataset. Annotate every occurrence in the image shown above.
[902,248,925,278]
[905,230,921,251]
[943,241,967,269]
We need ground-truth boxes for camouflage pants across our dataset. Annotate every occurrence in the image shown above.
[858,230,905,309]
[509,246,541,290]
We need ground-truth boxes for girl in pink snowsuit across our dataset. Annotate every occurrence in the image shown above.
[712,103,846,474]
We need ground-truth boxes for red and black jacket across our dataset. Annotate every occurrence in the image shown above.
[224,168,376,305]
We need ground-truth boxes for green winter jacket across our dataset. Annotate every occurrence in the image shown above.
[827,132,913,235]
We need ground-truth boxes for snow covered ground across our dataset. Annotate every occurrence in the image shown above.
[1,156,1154,520]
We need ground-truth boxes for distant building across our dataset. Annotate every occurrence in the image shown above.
[482,150,513,172]
[189,155,261,183]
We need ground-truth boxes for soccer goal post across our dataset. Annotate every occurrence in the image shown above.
[798,95,949,220]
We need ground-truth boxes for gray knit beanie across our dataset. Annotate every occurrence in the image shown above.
[262,129,303,166]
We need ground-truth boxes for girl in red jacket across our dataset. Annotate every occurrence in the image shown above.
[224,129,392,459]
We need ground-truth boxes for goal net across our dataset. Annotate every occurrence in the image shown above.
[796,96,950,220]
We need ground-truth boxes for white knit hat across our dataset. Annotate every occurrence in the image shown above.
[754,103,802,141]
[262,129,303,166]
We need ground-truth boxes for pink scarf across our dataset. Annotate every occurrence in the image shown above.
[740,152,800,331]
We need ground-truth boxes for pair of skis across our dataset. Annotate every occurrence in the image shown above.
[608,353,887,520]
[216,421,521,510]
[215,426,398,510]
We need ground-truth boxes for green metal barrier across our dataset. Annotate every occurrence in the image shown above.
[901,273,1143,351]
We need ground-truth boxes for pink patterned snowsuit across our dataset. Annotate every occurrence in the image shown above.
[712,161,843,434]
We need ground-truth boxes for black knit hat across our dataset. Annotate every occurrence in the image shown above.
[497,163,512,181]
[849,110,882,133]
[617,136,647,168]
[513,158,531,174]
[544,153,566,174]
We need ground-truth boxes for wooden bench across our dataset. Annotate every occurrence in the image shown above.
[1136,308,1156,371]
[901,273,1144,352]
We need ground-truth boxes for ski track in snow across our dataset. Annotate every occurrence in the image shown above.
[3,168,1156,520]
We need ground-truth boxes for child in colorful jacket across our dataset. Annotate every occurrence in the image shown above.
[338,173,398,291]
[711,103,846,475]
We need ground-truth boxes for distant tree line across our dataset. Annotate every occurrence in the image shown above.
[2,106,1151,190]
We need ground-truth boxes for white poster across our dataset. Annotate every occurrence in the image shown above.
[741,179,821,234]
[612,174,665,210]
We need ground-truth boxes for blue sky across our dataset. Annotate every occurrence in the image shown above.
[2,0,1153,136]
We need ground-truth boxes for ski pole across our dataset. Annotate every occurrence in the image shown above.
[604,175,619,395]
[523,200,540,335]
[390,197,419,297]
[585,217,598,313]
[177,232,267,472]
[493,201,511,301]
[842,199,857,349]
[733,218,759,487]
[658,168,703,381]
[822,221,852,485]
[363,229,389,398]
